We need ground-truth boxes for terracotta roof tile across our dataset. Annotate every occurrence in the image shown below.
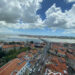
[45,56,68,75]
[0,58,26,75]
[66,53,75,60]
[58,49,65,55]
[17,52,26,58]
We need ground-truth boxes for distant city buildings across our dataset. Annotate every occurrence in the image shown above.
[0,42,25,52]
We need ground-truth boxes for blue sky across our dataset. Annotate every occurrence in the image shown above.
[0,0,75,36]
[37,0,75,20]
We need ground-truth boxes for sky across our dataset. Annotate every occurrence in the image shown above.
[0,0,75,36]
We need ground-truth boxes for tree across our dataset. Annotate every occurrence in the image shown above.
[0,51,6,58]
[30,41,34,44]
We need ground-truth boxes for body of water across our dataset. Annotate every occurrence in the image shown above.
[0,35,75,43]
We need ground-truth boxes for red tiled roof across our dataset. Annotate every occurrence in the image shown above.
[45,56,68,75]
[58,49,65,55]
[2,45,14,49]
[2,44,22,49]
[17,52,26,58]
[0,58,26,75]
[28,53,33,57]
[66,53,75,60]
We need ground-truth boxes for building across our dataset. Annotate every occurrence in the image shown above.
[0,43,3,51]
[57,49,66,57]
[2,44,24,52]
[66,53,75,71]
[44,56,68,75]
[2,45,15,51]
[0,58,27,75]
[17,52,26,58]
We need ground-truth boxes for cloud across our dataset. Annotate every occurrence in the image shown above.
[44,4,67,29]
[44,4,75,33]
[0,0,22,23]
[63,29,75,34]
[0,0,75,34]
[0,19,44,29]
[0,0,43,29]
[67,0,75,2]
[20,0,43,23]
[0,27,14,34]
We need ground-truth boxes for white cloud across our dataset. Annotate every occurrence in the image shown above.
[67,0,75,2]
[0,0,75,34]
[0,27,14,34]
[20,0,43,23]
[0,19,44,29]
[0,0,43,30]
[44,4,67,29]
[44,4,75,33]
[63,29,75,34]
[0,0,22,23]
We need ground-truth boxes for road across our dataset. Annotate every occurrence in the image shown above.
[30,42,51,75]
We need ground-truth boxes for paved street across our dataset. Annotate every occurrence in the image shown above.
[30,41,51,75]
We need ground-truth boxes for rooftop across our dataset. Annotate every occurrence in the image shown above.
[17,52,26,58]
[0,58,26,75]
[45,56,68,75]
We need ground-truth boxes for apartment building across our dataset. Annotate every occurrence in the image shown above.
[44,56,68,75]
[0,58,28,75]
[2,45,14,51]
[0,43,3,51]
[2,44,24,52]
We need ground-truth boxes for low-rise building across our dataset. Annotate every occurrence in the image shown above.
[2,44,24,52]
[44,56,68,75]
[2,45,15,51]
[0,58,27,75]
[17,52,26,58]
